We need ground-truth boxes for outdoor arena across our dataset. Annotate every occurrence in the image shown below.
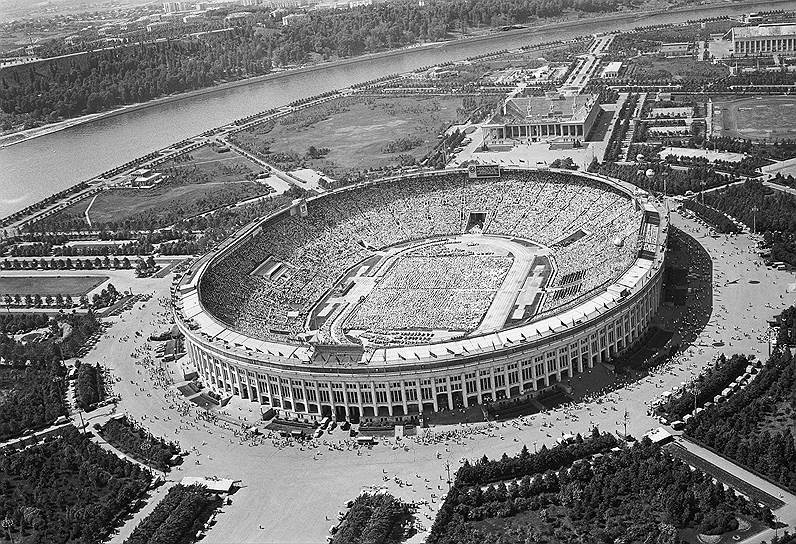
[174,167,668,426]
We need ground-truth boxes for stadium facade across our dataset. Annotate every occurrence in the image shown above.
[173,167,668,425]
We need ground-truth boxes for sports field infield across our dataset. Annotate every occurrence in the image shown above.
[712,96,796,140]
[0,275,108,296]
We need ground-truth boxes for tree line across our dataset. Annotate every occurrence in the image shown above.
[98,415,180,472]
[657,354,751,420]
[123,484,221,544]
[331,493,414,544]
[1,0,620,127]
[429,435,772,544]
[0,426,152,544]
[75,361,105,410]
[685,343,796,494]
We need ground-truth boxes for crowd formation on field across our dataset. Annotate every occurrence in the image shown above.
[200,171,642,342]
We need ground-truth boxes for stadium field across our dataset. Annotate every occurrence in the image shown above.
[343,236,547,335]
[712,96,796,140]
[0,275,108,296]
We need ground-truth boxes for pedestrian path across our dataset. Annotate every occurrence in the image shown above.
[107,481,176,544]
[676,437,796,544]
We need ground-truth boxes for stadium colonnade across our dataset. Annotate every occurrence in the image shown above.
[173,167,668,426]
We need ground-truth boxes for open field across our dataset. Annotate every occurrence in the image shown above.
[230,95,469,179]
[0,274,107,296]
[625,56,727,81]
[713,96,796,141]
[38,170,271,230]
[160,144,265,184]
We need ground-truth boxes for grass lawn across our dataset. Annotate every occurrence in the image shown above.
[0,275,108,296]
[42,176,270,230]
[626,56,727,82]
[160,144,265,183]
[230,95,469,179]
[84,182,265,226]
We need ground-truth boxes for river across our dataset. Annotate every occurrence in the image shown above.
[0,0,792,218]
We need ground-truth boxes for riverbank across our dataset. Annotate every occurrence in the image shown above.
[2,0,787,149]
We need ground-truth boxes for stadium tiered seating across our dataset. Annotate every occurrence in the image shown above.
[200,171,641,342]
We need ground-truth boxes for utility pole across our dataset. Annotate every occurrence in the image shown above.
[445,460,451,492]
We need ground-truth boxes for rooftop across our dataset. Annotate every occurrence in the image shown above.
[489,93,597,125]
[731,23,796,39]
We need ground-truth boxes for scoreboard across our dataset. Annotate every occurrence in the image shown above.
[468,164,501,179]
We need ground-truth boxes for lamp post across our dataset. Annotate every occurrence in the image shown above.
[751,206,759,235]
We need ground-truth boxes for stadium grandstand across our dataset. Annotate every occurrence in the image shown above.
[173,167,668,426]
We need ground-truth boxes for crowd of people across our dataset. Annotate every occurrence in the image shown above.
[347,253,511,332]
[200,171,642,342]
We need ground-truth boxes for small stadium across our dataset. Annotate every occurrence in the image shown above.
[176,167,667,425]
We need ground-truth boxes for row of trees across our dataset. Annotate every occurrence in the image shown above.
[429,437,772,544]
[456,428,618,486]
[123,484,221,544]
[0,427,152,544]
[593,161,734,196]
[331,493,414,544]
[685,344,796,494]
[98,416,180,471]
[657,354,751,420]
[2,292,77,309]
[75,361,105,410]
[5,240,150,257]
[682,199,742,234]
[2,255,134,270]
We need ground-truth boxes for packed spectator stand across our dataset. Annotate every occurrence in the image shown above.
[199,169,642,344]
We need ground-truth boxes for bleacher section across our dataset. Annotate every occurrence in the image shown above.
[200,171,642,342]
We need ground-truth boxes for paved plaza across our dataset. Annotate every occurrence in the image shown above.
[70,205,796,543]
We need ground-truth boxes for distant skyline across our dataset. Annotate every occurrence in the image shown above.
[0,0,151,24]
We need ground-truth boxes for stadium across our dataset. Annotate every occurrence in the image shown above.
[173,167,668,426]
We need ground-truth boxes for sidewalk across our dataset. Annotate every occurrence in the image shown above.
[106,481,176,544]
[676,437,796,544]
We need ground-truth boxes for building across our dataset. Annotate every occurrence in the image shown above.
[226,11,255,21]
[600,61,622,79]
[163,1,189,13]
[728,23,796,56]
[282,13,308,25]
[659,42,692,57]
[174,168,667,426]
[482,93,600,143]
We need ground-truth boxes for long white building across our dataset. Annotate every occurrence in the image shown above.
[728,23,796,56]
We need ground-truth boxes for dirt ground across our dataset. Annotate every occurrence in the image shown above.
[712,96,796,141]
